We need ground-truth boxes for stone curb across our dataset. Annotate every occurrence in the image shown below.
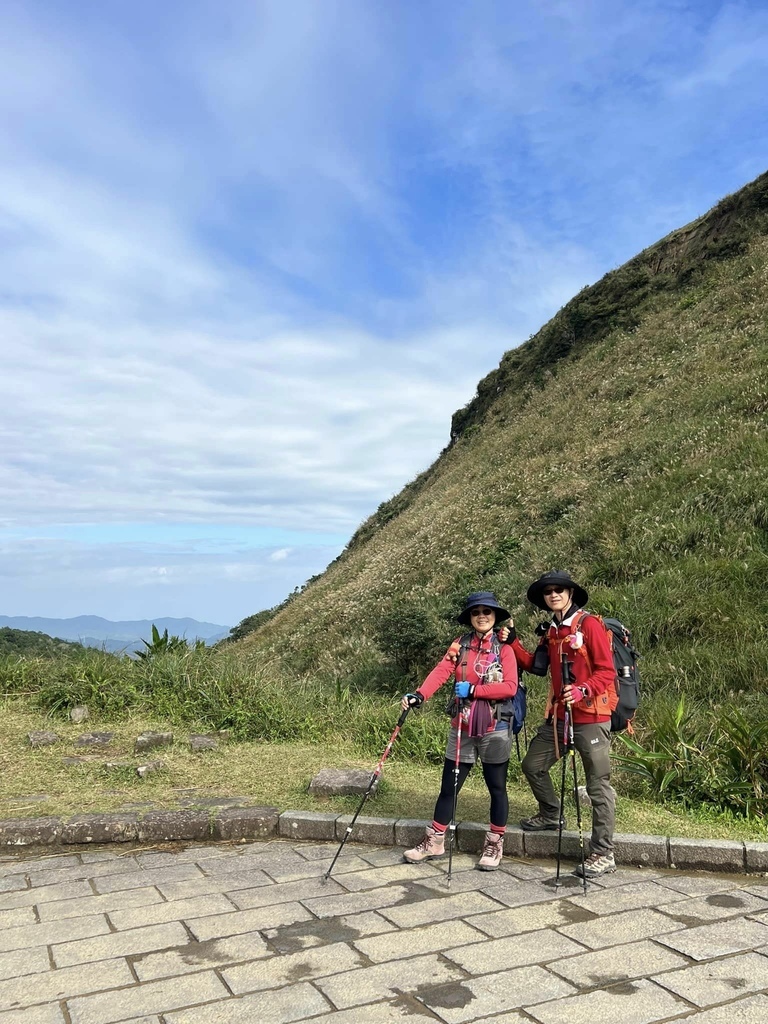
[0,809,763,874]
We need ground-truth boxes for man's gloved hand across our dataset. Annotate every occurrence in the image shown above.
[560,684,588,706]
[401,692,424,711]
[454,681,473,699]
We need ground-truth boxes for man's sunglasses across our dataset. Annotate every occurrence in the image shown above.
[542,586,567,596]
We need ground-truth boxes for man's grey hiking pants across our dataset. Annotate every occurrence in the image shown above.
[522,719,615,855]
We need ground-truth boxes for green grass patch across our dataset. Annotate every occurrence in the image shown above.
[3,697,768,843]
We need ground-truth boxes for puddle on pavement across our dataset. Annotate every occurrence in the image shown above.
[393,881,444,905]
[265,917,362,953]
[723,977,749,990]
[705,893,745,908]
[587,972,631,989]
[285,962,315,982]
[541,875,585,891]
[413,980,475,1010]
[608,980,641,996]
[389,993,444,1017]
[556,901,598,924]
[175,939,228,965]
[663,912,709,927]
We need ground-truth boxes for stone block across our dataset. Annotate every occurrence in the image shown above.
[503,826,525,858]
[526,976,685,1024]
[27,731,59,747]
[134,730,173,753]
[69,705,89,724]
[657,917,768,961]
[394,818,430,848]
[614,832,669,868]
[523,828,583,860]
[669,837,744,873]
[334,814,395,846]
[66,970,228,1023]
[75,731,114,746]
[745,842,768,873]
[164,984,330,1024]
[457,820,487,853]
[279,810,339,841]
[308,767,378,797]
[61,813,139,844]
[137,810,211,843]
[0,817,62,847]
[136,760,165,778]
[212,806,280,841]
[189,735,218,752]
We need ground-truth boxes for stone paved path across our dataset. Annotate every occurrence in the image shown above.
[3,838,768,1023]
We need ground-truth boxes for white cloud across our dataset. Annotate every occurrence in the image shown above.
[0,0,766,620]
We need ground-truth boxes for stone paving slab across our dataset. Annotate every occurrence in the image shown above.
[526,977,688,1024]
[549,938,690,987]
[678,994,768,1022]
[0,944,51,982]
[4,836,768,1023]
[37,885,163,922]
[652,950,768,1007]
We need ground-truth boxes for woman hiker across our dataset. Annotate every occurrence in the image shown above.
[504,570,618,878]
[400,591,518,871]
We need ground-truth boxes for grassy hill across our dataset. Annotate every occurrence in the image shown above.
[0,627,86,658]
[241,171,768,707]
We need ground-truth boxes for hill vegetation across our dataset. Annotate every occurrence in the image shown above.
[240,170,768,705]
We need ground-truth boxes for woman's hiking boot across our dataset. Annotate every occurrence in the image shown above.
[476,831,504,871]
[403,826,445,862]
[520,813,565,832]
[574,851,616,877]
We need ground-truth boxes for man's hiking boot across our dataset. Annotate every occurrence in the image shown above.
[520,813,564,832]
[476,831,504,871]
[574,851,616,878]
[403,826,445,862]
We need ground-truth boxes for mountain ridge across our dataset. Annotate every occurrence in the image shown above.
[0,615,230,654]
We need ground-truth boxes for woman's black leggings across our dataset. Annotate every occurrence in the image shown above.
[433,758,510,828]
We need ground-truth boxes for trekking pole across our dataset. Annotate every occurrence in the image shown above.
[554,705,569,889]
[560,652,588,893]
[567,702,588,894]
[324,706,410,882]
[446,697,466,889]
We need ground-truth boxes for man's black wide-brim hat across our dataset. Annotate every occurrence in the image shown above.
[526,570,589,610]
[457,591,511,626]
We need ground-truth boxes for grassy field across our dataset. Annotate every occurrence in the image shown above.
[4,696,768,844]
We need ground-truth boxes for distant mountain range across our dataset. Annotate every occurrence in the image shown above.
[0,615,230,655]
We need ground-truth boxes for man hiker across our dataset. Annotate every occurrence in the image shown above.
[505,570,618,877]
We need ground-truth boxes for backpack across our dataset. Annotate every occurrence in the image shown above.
[454,631,527,737]
[601,617,641,733]
[573,612,641,732]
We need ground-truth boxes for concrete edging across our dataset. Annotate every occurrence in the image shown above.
[0,808,763,874]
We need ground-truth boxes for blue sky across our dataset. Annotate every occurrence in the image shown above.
[1,0,767,628]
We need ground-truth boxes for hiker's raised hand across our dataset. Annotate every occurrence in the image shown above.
[402,692,424,710]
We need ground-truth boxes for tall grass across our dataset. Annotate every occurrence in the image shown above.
[0,646,448,764]
[4,640,768,817]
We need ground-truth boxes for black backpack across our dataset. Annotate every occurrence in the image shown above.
[601,617,641,733]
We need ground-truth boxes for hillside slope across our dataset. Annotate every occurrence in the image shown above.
[242,172,768,699]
